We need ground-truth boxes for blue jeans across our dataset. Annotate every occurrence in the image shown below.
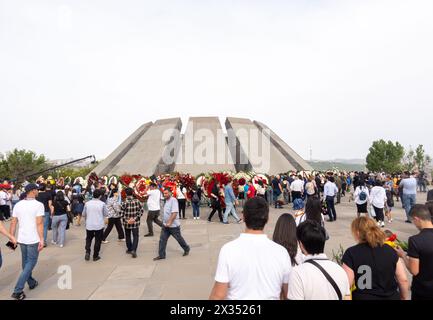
[51,214,68,245]
[192,202,200,218]
[43,211,51,244]
[402,193,416,220]
[273,192,281,206]
[14,243,39,294]
[158,226,190,259]
[223,202,240,223]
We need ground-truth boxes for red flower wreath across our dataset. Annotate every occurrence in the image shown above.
[120,174,133,186]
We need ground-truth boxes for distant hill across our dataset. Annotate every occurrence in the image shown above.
[308,160,366,172]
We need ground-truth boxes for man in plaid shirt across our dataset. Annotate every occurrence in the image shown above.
[120,188,144,258]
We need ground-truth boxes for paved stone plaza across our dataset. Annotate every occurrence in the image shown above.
[0,193,427,300]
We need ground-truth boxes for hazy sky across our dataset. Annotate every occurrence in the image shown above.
[1,0,432,163]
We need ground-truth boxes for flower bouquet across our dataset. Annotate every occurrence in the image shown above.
[384,231,409,251]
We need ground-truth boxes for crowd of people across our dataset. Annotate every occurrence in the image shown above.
[0,168,432,300]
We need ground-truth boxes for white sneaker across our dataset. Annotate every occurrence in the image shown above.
[51,240,57,245]
[381,221,385,228]
[118,239,126,242]
[59,244,64,248]
[102,240,109,244]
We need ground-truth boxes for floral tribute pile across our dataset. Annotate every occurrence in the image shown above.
[30,170,290,202]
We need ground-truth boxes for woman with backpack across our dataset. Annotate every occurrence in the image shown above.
[354,180,369,217]
[50,191,70,248]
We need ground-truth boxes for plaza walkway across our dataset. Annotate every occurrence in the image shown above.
[0,193,426,300]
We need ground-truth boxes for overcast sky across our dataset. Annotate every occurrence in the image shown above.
[1,0,432,163]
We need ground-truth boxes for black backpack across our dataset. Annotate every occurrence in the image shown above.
[192,192,200,204]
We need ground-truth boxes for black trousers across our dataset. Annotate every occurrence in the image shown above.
[85,229,104,258]
[147,210,163,235]
[326,196,337,221]
[178,199,186,219]
[208,201,223,222]
[0,205,10,220]
[125,228,139,252]
[373,206,385,222]
[103,217,125,241]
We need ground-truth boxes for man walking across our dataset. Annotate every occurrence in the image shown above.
[121,188,144,258]
[9,183,45,300]
[324,176,339,222]
[223,181,242,225]
[154,189,190,261]
[82,189,108,262]
[400,172,417,223]
[144,183,163,237]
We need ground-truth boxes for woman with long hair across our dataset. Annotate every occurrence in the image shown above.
[50,191,70,248]
[273,213,303,267]
[342,217,409,300]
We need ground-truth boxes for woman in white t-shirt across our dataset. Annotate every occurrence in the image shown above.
[353,181,369,217]
[176,184,187,219]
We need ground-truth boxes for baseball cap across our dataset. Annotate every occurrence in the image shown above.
[25,183,39,193]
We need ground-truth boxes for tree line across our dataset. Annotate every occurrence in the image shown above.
[366,140,431,174]
[0,149,97,183]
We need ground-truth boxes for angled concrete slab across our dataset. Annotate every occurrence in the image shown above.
[108,118,182,176]
[253,121,313,171]
[174,117,236,175]
[225,117,297,174]
[94,122,153,176]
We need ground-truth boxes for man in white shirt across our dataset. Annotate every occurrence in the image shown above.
[290,175,305,201]
[288,220,351,300]
[9,183,45,300]
[209,197,292,300]
[324,176,339,222]
[82,189,109,262]
[144,183,163,237]
[399,171,418,223]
